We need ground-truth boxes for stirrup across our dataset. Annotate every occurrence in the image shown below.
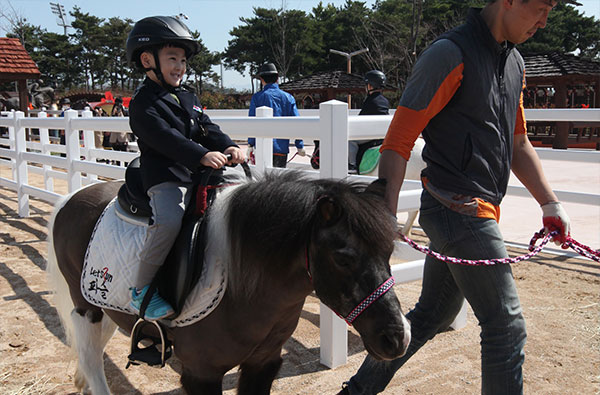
[126,318,172,369]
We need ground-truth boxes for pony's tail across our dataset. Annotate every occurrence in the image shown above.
[46,193,77,352]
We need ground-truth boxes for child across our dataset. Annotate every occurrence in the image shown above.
[126,16,244,320]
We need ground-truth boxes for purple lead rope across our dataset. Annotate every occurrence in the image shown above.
[399,229,600,265]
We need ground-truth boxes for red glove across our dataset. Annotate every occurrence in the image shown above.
[541,202,570,248]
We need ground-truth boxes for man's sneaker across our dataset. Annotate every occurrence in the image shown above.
[130,285,174,321]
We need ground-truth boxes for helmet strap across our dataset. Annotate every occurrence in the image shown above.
[147,48,177,93]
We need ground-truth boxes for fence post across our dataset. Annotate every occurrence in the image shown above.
[318,100,349,178]
[13,111,29,217]
[6,111,17,180]
[64,109,82,193]
[318,100,350,368]
[38,111,54,192]
[254,106,273,172]
[81,109,98,183]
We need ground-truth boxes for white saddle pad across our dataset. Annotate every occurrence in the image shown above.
[81,198,227,327]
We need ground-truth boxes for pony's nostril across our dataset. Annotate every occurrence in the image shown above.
[381,328,403,354]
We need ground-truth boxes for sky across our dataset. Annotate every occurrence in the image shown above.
[1,0,599,91]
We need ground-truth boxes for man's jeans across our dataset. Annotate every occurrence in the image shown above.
[346,191,526,394]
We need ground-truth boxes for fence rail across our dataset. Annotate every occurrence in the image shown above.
[1,102,599,368]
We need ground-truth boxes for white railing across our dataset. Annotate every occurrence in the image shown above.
[1,103,599,369]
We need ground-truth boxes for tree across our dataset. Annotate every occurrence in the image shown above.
[518,3,600,59]
[35,31,83,89]
[70,7,106,90]
[101,17,133,90]
[223,6,315,90]
[186,31,221,93]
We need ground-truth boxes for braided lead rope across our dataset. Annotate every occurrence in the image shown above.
[345,276,396,324]
[399,231,554,266]
[400,229,599,265]
[564,238,600,262]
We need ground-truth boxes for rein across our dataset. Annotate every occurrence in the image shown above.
[305,245,395,325]
[400,229,600,265]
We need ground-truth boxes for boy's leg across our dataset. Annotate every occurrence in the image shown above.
[132,182,190,319]
[136,182,190,286]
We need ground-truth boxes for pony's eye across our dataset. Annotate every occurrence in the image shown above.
[333,248,356,267]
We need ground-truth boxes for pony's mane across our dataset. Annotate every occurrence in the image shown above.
[224,171,397,299]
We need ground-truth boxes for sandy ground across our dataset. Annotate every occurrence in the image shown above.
[0,166,599,394]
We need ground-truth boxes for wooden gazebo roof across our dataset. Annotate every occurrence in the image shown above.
[280,70,395,106]
[281,71,368,94]
[524,52,600,81]
[0,37,41,112]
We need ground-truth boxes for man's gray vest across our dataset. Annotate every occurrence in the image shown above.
[421,9,525,206]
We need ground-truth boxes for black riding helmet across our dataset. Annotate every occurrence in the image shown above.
[364,70,386,90]
[126,16,200,88]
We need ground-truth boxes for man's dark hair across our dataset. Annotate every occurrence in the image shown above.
[262,74,278,84]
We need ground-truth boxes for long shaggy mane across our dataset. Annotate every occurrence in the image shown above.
[224,171,397,298]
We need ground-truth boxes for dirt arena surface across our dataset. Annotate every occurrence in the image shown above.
[0,171,598,394]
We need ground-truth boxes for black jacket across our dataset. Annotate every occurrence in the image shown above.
[129,78,237,191]
[359,91,390,115]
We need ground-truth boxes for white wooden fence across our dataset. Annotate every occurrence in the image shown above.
[1,102,599,369]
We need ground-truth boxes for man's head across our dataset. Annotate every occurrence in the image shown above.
[126,16,200,88]
[364,70,386,93]
[482,0,577,44]
[257,63,279,85]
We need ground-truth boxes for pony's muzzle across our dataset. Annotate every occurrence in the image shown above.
[376,315,411,360]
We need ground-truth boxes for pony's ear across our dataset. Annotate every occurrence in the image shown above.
[365,178,387,198]
[317,195,343,226]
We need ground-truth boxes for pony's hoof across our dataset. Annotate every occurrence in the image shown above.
[74,368,90,394]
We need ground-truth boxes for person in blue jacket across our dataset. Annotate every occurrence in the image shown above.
[247,63,305,168]
[125,16,244,321]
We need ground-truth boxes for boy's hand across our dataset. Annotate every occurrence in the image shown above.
[224,146,245,164]
[200,151,229,169]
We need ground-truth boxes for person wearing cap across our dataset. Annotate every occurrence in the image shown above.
[125,16,244,321]
[338,1,572,394]
[247,63,305,168]
[348,70,390,173]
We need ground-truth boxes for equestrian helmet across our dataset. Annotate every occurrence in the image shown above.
[126,16,201,67]
[364,70,386,89]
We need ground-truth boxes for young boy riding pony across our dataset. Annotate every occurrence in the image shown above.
[126,16,244,321]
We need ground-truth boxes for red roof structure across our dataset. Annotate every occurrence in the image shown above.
[0,37,40,80]
[0,37,41,113]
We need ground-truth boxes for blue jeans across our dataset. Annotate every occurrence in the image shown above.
[345,191,526,394]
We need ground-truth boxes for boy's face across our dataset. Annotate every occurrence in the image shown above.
[503,0,557,44]
[142,46,187,88]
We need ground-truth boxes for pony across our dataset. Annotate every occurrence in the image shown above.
[47,170,411,394]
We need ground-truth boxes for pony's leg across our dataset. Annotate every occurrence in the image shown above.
[71,308,117,395]
[401,209,419,236]
[238,357,283,395]
[180,368,224,395]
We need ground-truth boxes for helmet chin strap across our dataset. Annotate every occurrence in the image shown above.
[145,49,179,93]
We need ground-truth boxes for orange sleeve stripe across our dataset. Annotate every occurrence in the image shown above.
[514,86,527,135]
[381,63,464,160]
